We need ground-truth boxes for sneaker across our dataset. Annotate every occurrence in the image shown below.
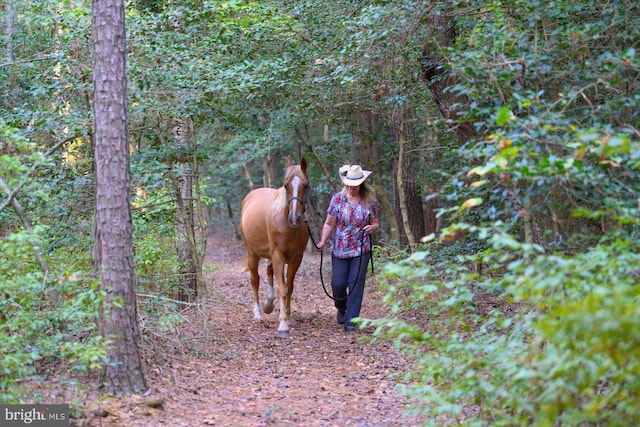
[344,325,356,333]
[336,310,345,324]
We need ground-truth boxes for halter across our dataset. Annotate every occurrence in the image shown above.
[285,171,309,228]
[285,171,309,227]
[287,196,307,212]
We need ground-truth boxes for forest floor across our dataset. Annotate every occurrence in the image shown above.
[23,230,429,427]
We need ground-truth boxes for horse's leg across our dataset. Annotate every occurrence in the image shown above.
[263,260,275,314]
[282,257,303,329]
[247,254,262,320]
[271,254,290,337]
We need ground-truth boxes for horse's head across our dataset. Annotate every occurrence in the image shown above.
[284,156,309,228]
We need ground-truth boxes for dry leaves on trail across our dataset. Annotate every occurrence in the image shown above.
[39,231,426,427]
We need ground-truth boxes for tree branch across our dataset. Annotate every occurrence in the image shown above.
[293,125,339,192]
[0,176,56,302]
[0,53,58,68]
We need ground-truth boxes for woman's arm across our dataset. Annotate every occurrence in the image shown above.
[317,214,337,250]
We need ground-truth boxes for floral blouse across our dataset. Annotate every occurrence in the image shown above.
[327,192,379,259]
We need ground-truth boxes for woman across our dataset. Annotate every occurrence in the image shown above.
[317,164,380,332]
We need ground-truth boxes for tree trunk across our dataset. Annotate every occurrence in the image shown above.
[421,10,476,143]
[171,118,198,302]
[3,0,14,61]
[225,191,242,240]
[191,140,208,283]
[171,118,202,302]
[392,108,423,252]
[265,153,283,188]
[423,185,438,235]
[174,168,197,300]
[294,135,302,166]
[243,163,255,191]
[92,0,146,395]
[354,111,400,243]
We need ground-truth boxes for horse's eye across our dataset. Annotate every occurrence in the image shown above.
[284,184,289,190]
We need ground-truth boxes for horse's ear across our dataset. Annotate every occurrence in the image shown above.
[300,157,308,174]
[285,155,293,167]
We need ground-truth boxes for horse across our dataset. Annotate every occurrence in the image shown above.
[239,156,310,337]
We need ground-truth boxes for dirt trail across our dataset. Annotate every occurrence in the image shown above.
[48,232,425,426]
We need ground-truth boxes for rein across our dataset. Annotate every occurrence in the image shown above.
[307,222,374,301]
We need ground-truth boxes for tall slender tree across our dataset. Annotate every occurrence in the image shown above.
[170,117,205,301]
[92,0,146,395]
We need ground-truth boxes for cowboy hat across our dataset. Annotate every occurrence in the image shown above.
[339,164,372,186]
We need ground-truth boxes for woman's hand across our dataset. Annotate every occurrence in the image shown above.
[363,217,380,235]
[363,223,378,234]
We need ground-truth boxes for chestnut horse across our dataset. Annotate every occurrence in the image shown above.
[240,156,310,337]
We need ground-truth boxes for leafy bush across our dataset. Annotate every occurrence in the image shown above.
[364,1,640,425]
[0,228,105,403]
[367,228,639,426]
[132,197,180,297]
[1,122,105,402]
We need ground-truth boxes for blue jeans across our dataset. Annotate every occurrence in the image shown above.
[331,252,371,327]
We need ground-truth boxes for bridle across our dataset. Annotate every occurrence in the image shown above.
[286,196,307,211]
[285,175,309,227]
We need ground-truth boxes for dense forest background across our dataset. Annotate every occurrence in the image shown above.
[1,0,639,425]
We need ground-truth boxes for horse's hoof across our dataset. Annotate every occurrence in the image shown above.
[277,330,290,338]
[263,302,274,314]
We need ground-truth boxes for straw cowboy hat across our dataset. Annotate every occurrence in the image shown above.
[339,164,372,186]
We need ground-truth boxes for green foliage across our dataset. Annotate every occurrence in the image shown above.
[3,0,639,420]
[0,121,104,402]
[363,0,640,425]
[0,121,53,230]
[0,228,105,403]
[1,0,92,136]
[133,206,181,297]
[366,228,640,426]
[499,238,640,426]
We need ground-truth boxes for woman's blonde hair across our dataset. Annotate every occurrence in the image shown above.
[341,181,376,208]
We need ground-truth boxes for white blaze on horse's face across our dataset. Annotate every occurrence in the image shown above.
[287,175,307,228]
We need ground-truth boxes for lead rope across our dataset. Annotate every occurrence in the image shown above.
[307,222,374,301]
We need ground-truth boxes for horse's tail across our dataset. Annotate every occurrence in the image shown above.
[238,255,249,272]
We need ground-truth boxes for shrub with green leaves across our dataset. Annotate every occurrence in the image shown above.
[364,0,640,425]
[0,228,106,403]
[132,191,180,296]
[368,229,639,426]
[1,122,106,402]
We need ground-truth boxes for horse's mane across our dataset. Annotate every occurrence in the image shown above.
[269,186,288,217]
